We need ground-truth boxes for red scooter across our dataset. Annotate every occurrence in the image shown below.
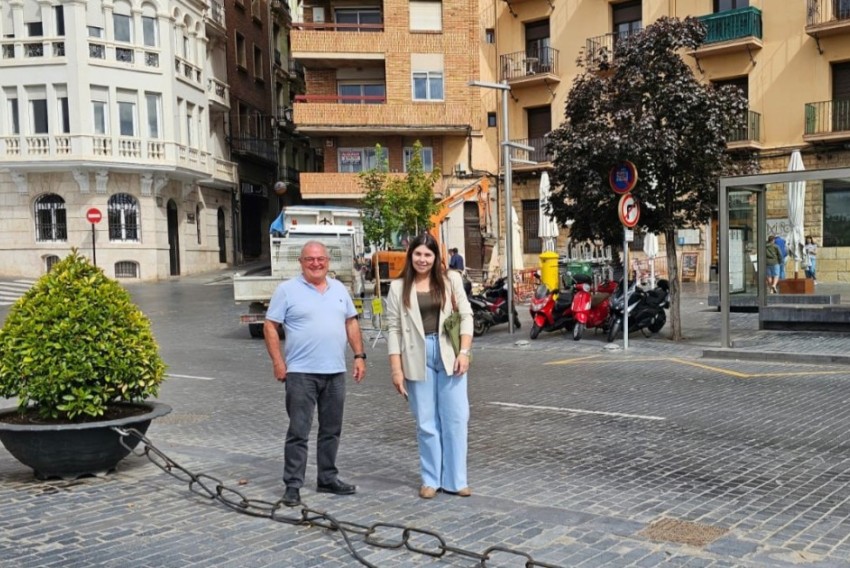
[569,274,618,341]
[529,278,574,339]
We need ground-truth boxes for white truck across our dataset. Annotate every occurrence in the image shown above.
[233,221,360,338]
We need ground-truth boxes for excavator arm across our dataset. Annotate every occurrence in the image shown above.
[428,177,491,257]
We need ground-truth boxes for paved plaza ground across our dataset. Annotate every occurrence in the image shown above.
[2,272,850,567]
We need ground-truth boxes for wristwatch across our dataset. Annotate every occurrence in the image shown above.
[354,353,367,360]
[459,349,471,356]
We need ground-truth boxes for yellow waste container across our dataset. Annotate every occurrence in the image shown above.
[539,251,559,292]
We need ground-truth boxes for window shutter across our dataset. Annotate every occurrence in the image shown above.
[410,1,441,31]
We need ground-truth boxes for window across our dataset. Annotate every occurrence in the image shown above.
[823,181,850,246]
[196,204,202,244]
[58,97,70,133]
[338,83,385,104]
[118,101,135,136]
[113,14,131,42]
[44,255,60,272]
[182,34,189,59]
[26,22,43,37]
[714,0,749,11]
[30,99,48,134]
[88,26,104,38]
[485,28,495,44]
[413,72,443,100]
[253,45,263,80]
[142,16,158,47]
[487,111,497,127]
[338,147,388,173]
[235,33,246,68]
[525,20,551,73]
[55,6,65,36]
[409,1,441,32]
[92,101,107,134]
[114,261,139,278]
[108,193,140,242]
[521,199,542,254]
[186,104,194,145]
[613,0,642,38]
[9,99,19,134]
[35,194,67,242]
[335,9,382,31]
[403,146,433,172]
[146,93,161,138]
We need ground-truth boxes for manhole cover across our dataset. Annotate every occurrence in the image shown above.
[640,517,728,548]
[156,413,209,425]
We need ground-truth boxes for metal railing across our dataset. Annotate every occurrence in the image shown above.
[807,0,850,27]
[499,47,559,82]
[290,60,305,82]
[294,94,386,104]
[585,28,642,67]
[805,98,850,135]
[697,6,762,44]
[280,165,300,186]
[511,136,552,164]
[728,110,762,143]
[292,22,383,32]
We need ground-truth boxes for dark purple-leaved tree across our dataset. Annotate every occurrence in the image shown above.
[547,16,756,341]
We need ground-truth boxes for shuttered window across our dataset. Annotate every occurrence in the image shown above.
[410,1,441,32]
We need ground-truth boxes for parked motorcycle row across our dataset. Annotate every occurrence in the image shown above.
[469,270,670,341]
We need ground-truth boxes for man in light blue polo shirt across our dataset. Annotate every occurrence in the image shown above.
[264,240,366,507]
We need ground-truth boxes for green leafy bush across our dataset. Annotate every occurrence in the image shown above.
[0,250,166,420]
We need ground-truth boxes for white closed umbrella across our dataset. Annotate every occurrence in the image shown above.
[642,232,659,289]
[511,206,524,271]
[537,172,559,251]
[786,150,806,277]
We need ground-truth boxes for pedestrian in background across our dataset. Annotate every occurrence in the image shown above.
[385,233,474,500]
[766,235,782,294]
[264,240,367,508]
[804,235,818,285]
[774,234,788,280]
[448,247,465,271]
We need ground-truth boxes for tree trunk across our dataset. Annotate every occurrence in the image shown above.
[664,228,682,341]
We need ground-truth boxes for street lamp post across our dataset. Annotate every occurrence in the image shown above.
[468,80,534,334]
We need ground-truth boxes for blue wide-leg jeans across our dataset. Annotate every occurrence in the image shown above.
[406,334,469,492]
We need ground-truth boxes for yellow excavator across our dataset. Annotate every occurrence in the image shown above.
[371,177,491,294]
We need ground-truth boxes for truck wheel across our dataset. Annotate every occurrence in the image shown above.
[530,323,541,340]
[572,322,584,341]
[249,324,264,338]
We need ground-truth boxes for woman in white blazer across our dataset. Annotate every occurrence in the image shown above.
[385,233,474,499]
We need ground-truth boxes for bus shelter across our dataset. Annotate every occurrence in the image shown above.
[718,166,850,347]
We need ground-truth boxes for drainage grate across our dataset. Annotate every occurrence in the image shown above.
[640,517,728,548]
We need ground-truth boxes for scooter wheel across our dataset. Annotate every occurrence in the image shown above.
[648,312,667,333]
[473,315,489,337]
[572,322,584,341]
[530,323,541,340]
[606,319,621,343]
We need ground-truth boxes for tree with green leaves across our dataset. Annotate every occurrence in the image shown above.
[547,16,756,340]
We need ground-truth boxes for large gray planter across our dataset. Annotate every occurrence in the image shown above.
[0,401,171,480]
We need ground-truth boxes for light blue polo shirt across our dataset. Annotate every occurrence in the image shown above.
[266,275,357,374]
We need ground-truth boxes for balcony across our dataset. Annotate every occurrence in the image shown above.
[291,17,386,66]
[0,134,233,183]
[0,38,66,64]
[293,97,473,135]
[230,136,277,164]
[727,110,763,150]
[585,29,641,71]
[300,172,407,199]
[277,108,295,131]
[509,136,552,171]
[499,48,560,88]
[207,78,230,111]
[692,7,763,58]
[806,0,850,38]
[804,99,850,142]
[205,0,226,37]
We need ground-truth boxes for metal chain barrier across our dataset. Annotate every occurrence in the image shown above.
[114,426,563,568]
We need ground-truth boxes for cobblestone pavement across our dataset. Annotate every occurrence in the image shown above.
[2,274,850,566]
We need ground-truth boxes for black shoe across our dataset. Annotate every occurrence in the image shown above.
[282,486,301,507]
[316,479,356,495]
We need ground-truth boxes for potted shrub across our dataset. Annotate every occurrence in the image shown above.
[0,250,170,479]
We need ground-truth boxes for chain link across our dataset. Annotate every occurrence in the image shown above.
[114,426,564,568]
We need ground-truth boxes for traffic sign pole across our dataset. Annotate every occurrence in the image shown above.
[91,223,97,267]
[623,228,628,351]
[86,208,103,268]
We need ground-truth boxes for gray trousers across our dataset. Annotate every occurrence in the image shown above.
[283,372,346,488]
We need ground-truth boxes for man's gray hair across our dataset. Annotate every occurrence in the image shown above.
[300,240,329,258]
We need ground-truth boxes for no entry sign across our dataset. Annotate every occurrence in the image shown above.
[86,208,103,224]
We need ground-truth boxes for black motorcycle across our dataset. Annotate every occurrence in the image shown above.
[606,279,670,343]
[468,276,521,336]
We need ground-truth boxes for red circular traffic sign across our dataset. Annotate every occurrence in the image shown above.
[618,193,640,228]
[609,161,638,194]
[86,208,103,224]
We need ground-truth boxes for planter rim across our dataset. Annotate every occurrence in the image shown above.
[0,401,172,432]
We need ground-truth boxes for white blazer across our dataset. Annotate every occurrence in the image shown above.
[385,270,474,380]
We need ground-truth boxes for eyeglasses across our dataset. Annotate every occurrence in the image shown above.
[301,256,329,264]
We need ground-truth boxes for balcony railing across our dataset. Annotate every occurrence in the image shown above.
[230,137,277,163]
[807,0,850,27]
[280,165,300,186]
[698,6,762,44]
[728,110,762,144]
[585,29,642,68]
[290,60,305,83]
[511,136,552,164]
[0,38,66,61]
[207,78,230,109]
[294,94,386,104]
[291,22,383,32]
[805,99,850,136]
[500,47,559,82]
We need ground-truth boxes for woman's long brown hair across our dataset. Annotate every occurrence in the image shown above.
[401,233,447,310]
